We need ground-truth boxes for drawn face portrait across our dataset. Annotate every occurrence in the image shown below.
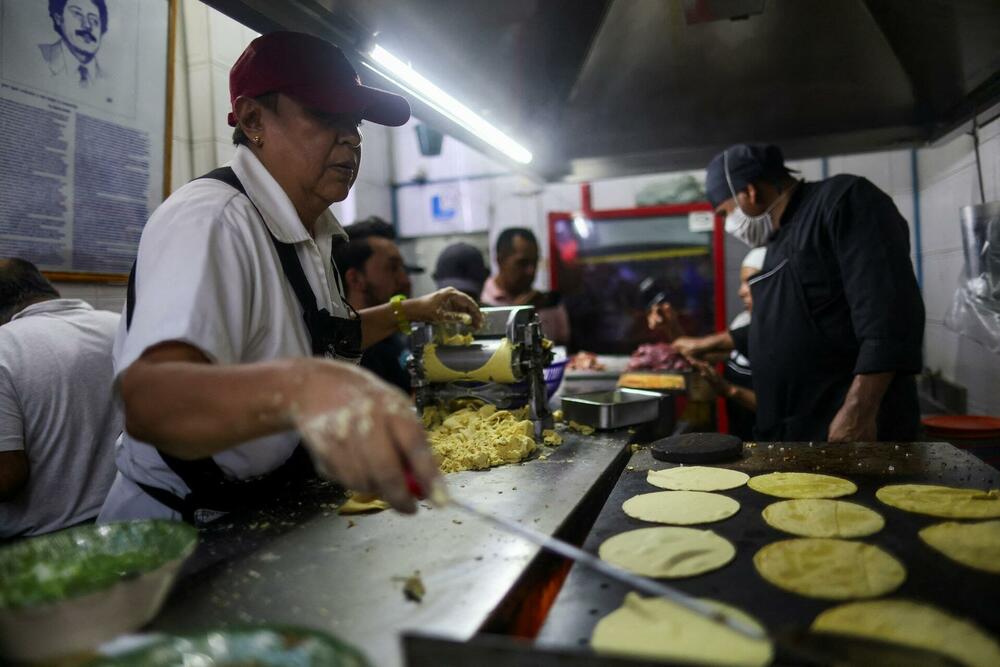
[54,0,103,60]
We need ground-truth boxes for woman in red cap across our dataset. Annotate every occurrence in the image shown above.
[99,32,477,524]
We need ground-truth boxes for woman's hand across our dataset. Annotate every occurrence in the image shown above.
[406,287,483,328]
[290,359,441,513]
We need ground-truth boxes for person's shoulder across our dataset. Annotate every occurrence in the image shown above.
[815,174,887,207]
[145,175,257,237]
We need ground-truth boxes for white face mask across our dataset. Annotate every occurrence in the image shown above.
[725,199,781,248]
[722,149,788,248]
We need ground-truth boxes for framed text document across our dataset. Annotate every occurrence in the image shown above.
[0,0,175,280]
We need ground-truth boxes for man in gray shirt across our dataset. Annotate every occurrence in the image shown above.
[0,259,120,538]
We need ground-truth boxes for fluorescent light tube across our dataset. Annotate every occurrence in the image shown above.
[364,44,533,164]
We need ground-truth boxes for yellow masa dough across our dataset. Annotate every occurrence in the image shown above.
[748,472,857,499]
[647,466,749,491]
[622,491,740,525]
[338,494,390,515]
[753,538,905,600]
[592,593,773,667]
[919,520,1000,574]
[876,484,1000,519]
[812,599,1000,667]
[423,404,535,473]
[762,499,884,538]
[422,339,516,383]
[599,526,735,578]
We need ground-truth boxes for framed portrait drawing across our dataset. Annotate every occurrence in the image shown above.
[0,0,177,282]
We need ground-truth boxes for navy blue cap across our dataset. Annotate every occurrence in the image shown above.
[705,143,794,208]
[433,242,489,297]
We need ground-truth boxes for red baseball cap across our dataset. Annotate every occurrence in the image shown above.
[227,31,410,128]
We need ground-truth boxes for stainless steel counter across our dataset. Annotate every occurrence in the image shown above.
[151,429,631,667]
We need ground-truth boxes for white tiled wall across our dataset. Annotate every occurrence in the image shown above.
[917,118,1000,415]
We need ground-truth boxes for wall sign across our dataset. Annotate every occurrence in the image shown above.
[0,0,174,281]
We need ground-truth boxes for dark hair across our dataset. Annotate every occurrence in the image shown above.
[332,216,396,282]
[496,227,537,260]
[0,258,60,324]
[49,0,108,35]
[232,93,280,146]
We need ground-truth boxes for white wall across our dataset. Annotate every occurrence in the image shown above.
[918,118,1000,415]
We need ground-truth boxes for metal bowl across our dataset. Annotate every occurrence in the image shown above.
[0,520,197,662]
[89,626,372,666]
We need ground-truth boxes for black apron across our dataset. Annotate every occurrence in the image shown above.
[124,167,362,523]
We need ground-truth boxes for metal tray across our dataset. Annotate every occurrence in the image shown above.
[560,388,661,430]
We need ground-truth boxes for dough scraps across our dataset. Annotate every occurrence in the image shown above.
[647,466,749,492]
[919,520,1000,573]
[748,472,857,499]
[622,491,740,525]
[542,429,563,446]
[337,493,390,515]
[753,538,905,600]
[592,592,773,667]
[812,599,1000,667]
[599,526,736,578]
[422,404,535,473]
[876,484,1000,519]
[762,499,885,538]
[568,420,595,435]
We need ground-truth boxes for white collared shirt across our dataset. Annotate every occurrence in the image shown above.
[100,145,349,522]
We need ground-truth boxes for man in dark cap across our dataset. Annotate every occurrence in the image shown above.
[704,143,924,443]
[433,242,490,301]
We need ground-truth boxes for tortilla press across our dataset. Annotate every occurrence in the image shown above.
[650,432,743,463]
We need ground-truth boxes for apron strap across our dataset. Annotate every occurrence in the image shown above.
[122,166,352,523]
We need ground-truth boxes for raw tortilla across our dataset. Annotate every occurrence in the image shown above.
[876,484,1000,519]
[622,491,740,525]
[592,593,773,667]
[599,526,736,578]
[748,472,857,499]
[753,538,905,600]
[647,466,749,492]
[919,520,1000,574]
[762,499,884,538]
[812,599,1000,667]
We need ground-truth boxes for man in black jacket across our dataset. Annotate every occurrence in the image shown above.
[704,144,925,442]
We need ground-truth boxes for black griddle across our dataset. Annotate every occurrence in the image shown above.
[536,441,1000,663]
